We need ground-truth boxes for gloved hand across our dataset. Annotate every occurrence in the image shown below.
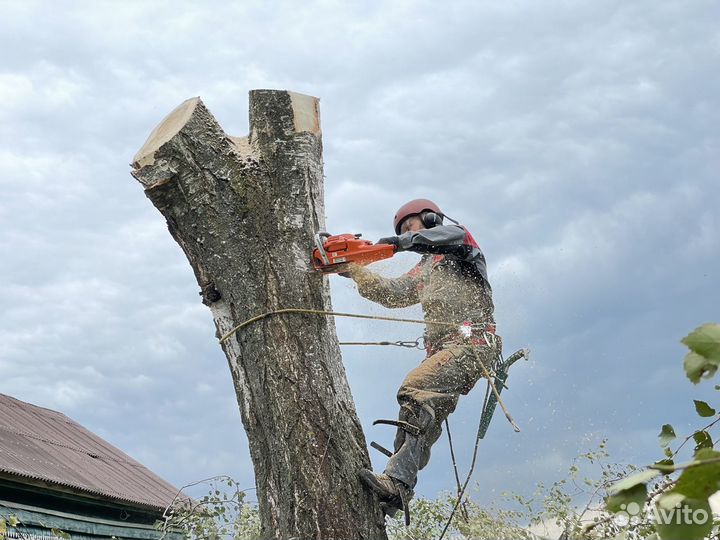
[377,236,400,250]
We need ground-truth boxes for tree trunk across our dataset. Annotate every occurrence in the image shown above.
[130,91,387,540]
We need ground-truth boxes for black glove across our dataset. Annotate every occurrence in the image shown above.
[377,236,400,249]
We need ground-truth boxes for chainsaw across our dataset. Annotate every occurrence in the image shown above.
[312,232,396,273]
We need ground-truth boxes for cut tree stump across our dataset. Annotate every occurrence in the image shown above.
[131,90,387,540]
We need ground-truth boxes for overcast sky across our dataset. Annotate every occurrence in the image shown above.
[1,0,718,507]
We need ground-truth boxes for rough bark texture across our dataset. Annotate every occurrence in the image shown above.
[130,91,387,540]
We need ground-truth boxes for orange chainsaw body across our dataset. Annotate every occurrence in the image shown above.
[312,233,396,273]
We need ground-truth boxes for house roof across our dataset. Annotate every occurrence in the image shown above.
[0,393,181,511]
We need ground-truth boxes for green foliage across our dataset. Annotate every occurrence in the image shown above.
[51,528,71,539]
[385,324,720,540]
[694,400,715,417]
[672,449,720,500]
[659,424,676,448]
[386,497,455,540]
[606,478,650,513]
[603,322,720,540]
[0,513,68,540]
[455,503,535,540]
[517,443,658,540]
[385,493,534,540]
[155,476,260,540]
[682,324,720,363]
[359,441,697,540]
[384,442,654,540]
[684,353,717,384]
[233,503,261,540]
[682,324,720,383]
[692,430,713,451]
[0,514,21,540]
[654,498,713,540]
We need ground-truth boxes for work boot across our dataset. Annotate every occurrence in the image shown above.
[359,469,414,523]
[359,470,400,501]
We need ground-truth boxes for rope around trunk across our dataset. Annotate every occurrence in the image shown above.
[218,307,465,343]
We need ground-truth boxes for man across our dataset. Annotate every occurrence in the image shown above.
[343,198,499,517]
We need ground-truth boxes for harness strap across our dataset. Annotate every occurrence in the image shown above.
[426,322,498,356]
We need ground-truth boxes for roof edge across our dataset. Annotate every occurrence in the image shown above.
[0,471,173,512]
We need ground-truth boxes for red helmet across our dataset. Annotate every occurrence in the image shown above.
[393,198,444,234]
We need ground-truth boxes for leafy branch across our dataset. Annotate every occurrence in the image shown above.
[601,323,720,540]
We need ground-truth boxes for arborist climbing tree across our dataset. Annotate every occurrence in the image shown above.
[130,90,525,539]
[341,199,501,521]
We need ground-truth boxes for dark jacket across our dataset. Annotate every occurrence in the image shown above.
[350,225,495,350]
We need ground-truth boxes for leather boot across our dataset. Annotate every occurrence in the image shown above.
[359,470,400,500]
[359,469,414,523]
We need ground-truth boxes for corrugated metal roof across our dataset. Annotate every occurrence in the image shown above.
[0,393,181,511]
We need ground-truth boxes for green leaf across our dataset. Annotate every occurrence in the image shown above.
[606,482,647,514]
[659,424,676,448]
[0,519,6,540]
[653,459,675,473]
[7,516,17,528]
[694,447,719,460]
[682,324,720,361]
[609,468,662,493]
[606,469,661,513]
[683,352,718,384]
[655,497,713,540]
[693,431,713,452]
[673,449,720,499]
[51,528,70,540]
[693,400,716,417]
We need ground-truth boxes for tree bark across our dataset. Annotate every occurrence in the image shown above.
[130,91,387,539]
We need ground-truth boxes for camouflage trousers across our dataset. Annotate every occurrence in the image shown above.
[384,342,500,488]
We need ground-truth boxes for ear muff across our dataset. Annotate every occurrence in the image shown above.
[421,212,443,229]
